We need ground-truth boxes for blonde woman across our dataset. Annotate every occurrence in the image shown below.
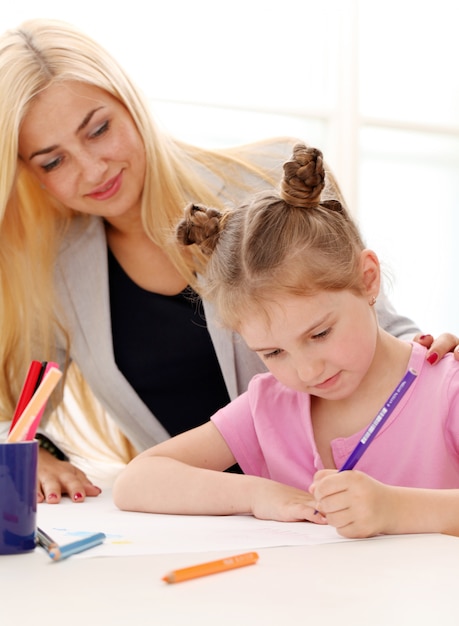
[0,19,456,504]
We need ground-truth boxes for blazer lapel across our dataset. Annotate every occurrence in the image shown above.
[54,216,170,450]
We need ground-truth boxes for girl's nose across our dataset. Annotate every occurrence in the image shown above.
[296,358,325,385]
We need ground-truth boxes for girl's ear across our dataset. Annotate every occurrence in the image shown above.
[360,249,380,298]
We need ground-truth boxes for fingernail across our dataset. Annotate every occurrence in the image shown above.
[73,492,83,501]
[427,352,438,365]
[419,334,429,340]
[47,493,58,501]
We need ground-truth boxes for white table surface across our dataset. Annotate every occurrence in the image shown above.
[1,490,459,626]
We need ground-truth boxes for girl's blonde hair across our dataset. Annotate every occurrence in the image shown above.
[176,144,366,331]
[0,19,278,458]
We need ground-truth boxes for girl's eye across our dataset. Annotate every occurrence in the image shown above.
[312,327,331,340]
[41,157,62,173]
[262,348,283,360]
[90,120,109,138]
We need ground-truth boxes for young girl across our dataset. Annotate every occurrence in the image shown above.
[113,144,459,538]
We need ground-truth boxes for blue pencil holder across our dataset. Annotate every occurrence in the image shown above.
[0,440,38,555]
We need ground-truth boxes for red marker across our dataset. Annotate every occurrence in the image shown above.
[8,360,42,433]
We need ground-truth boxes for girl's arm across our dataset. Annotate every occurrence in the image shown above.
[113,422,320,522]
[311,469,459,538]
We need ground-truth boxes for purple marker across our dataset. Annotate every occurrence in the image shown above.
[339,368,418,472]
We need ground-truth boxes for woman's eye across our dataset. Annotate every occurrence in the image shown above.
[90,120,110,138]
[41,157,62,172]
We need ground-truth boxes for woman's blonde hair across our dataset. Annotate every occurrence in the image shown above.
[176,144,366,331]
[0,18,277,456]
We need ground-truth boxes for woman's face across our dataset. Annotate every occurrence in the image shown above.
[18,81,146,221]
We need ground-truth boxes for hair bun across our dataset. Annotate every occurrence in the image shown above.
[281,144,325,208]
[176,203,224,255]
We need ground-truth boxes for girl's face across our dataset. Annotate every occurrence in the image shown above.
[239,273,379,401]
[18,81,146,221]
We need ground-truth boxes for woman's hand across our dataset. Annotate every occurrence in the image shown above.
[414,333,459,364]
[38,447,102,503]
[310,469,395,538]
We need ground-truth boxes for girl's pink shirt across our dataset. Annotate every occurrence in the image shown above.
[211,342,459,489]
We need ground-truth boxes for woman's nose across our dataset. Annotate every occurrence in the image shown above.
[76,151,108,184]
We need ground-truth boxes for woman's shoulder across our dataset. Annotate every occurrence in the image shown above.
[221,136,345,205]
[58,215,105,253]
[230,136,299,171]
[211,136,299,200]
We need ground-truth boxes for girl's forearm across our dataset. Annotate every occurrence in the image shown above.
[386,486,459,536]
[113,455,260,515]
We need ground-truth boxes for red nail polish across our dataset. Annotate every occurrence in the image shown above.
[73,492,83,501]
[419,335,428,340]
[427,352,438,365]
[47,493,58,501]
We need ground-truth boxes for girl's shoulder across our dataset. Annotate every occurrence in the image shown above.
[410,341,459,378]
[409,342,459,406]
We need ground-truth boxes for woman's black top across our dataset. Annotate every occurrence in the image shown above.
[108,248,230,437]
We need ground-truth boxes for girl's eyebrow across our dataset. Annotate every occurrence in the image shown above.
[249,313,332,352]
[28,106,105,160]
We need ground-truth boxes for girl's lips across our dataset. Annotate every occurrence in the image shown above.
[87,171,123,200]
[313,371,341,390]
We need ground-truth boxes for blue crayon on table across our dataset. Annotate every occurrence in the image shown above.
[48,532,106,562]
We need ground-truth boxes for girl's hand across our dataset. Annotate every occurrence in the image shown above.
[414,332,459,365]
[249,479,327,524]
[38,447,102,503]
[310,469,394,538]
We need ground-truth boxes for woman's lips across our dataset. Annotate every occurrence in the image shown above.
[87,171,123,200]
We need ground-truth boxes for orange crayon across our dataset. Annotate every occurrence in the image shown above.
[162,551,259,584]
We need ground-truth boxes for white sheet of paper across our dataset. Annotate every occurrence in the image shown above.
[37,489,355,558]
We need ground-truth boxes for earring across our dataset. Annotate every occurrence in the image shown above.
[369,296,377,306]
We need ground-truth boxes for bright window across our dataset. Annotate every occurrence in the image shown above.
[3,0,458,335]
